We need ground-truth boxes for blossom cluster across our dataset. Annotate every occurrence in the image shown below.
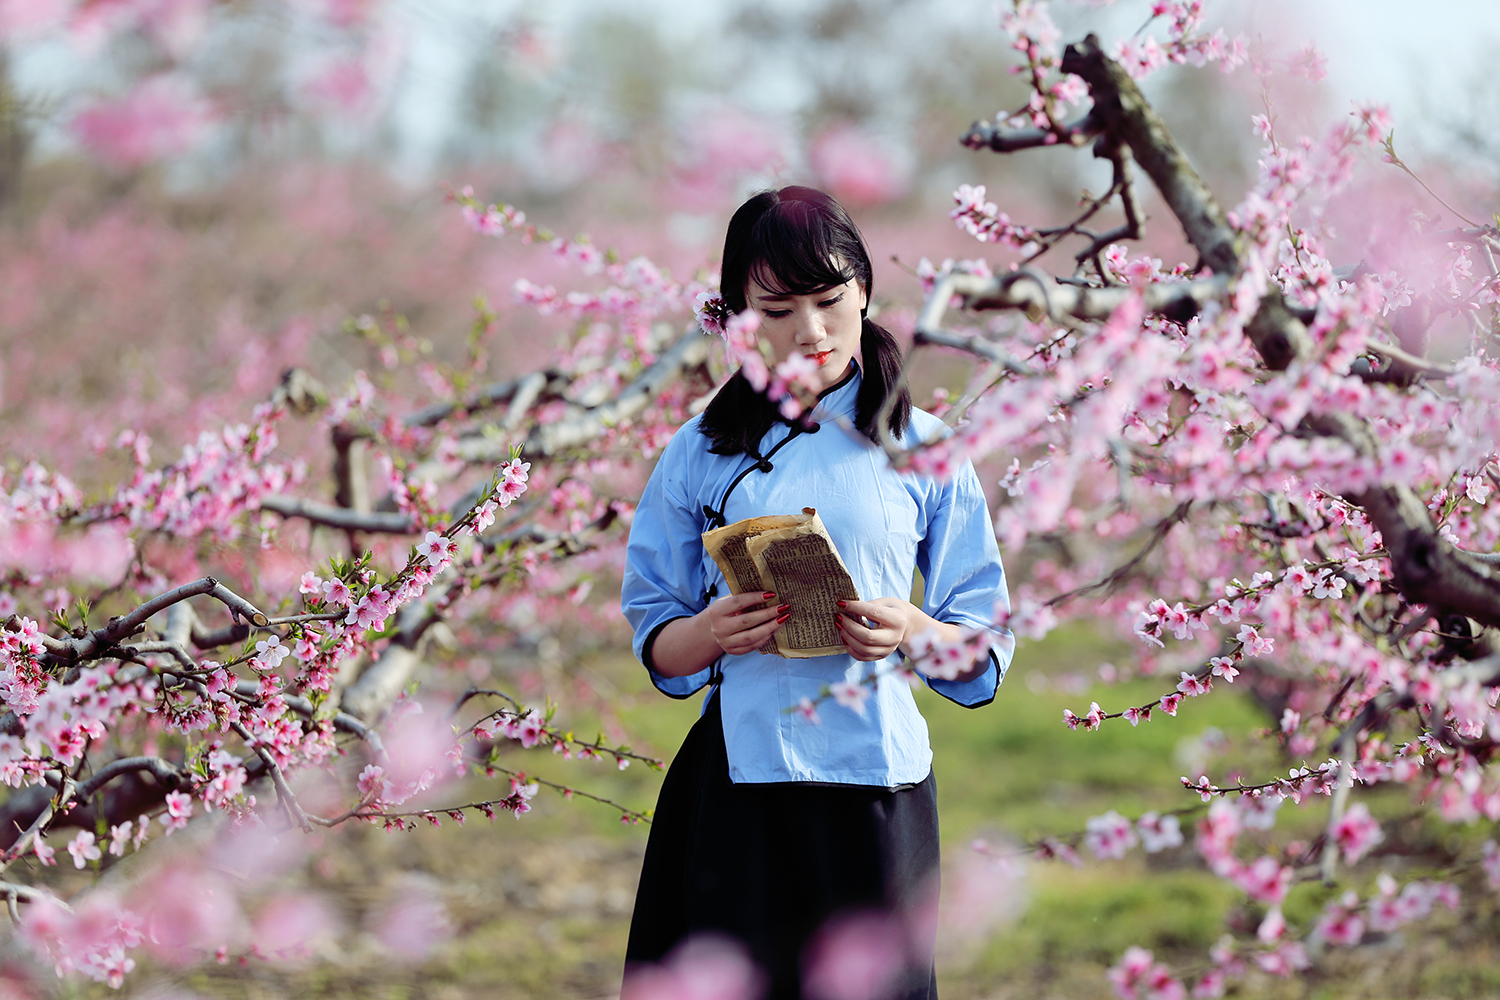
[950,185,1040,252]
[1111,1,1248,80]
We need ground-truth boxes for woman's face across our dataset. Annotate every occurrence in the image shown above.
[745,273,867,391]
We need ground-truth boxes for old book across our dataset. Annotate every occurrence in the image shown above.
[701,507,861,658]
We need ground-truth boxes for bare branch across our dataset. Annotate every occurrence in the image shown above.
[479,505,621,558]
[526,326,712,456]
[117,641,196,670]
[1061,34,1241,277]
[403,370,565,429]
[191,621,251,650]
[1071,139,1145,267]
[0,882,63,922]
[961,111,1103,152]
[1045,501,1194,607]
[445,327,712,465]
[57,578,268,664]
[916,270,1230,336]
[1361,338,1457,380]
[74,756,186,801]
[257,494,417,534]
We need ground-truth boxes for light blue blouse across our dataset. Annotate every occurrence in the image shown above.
[621,370,1012,787]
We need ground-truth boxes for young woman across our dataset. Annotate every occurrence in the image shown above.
[621,186,1012,999]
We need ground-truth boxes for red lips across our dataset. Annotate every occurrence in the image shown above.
[807,351,832,366]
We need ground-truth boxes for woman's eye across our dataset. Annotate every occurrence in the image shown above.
[763,309,791,319]
[818,294,845,308]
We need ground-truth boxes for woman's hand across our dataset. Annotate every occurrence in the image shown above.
[649,592,788,678]
[836,597,924,662]
[708,591,789,656]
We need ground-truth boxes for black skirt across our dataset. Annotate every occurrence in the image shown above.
[624,690,940,1000]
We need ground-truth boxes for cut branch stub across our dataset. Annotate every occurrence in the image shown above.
[1244,293,1314,371]
[1060,34,1241,279]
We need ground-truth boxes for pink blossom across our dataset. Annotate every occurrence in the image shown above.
[358,764,392,802]
[67,830,102,868]
[1137,812,1184,853]
[623,934,763,1000]
[500,458,531,484]
[1186,775,1215,802]
[1085,810,1139,859]
[470,499,499,535]
[1236,625,1274,657]
[694,291,730,338]
[1208,656,1239,683]
[1107,945,1185,1000]
[108,821,134,857]
[71,74,216,169]
[321,577,354,606]
[1256,905,1285,943]
[1234,855,1292,905]
[160,790,193,833]
[1331,802,1384,863]
[1483,840,1500,889]
[415,530,458,569]
[1177,671,1211,697]
[1034,838,1083,868]
[367,881,454,962]
[253,634,289,669]
[1315,890,1364,946]
[1191,967,1226,999]
[1253,941,1309,976]
[802,910,908,1000]
[830,680,872,717]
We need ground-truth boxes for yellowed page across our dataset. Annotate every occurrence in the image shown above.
[745,509,861,658]
[701,511,814,655]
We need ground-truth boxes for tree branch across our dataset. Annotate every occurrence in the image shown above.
[257,495,417,533]
[915,270,1230,337]
[1060,34,1241,277]
[74,756,186,801]
[961,111,1103,152]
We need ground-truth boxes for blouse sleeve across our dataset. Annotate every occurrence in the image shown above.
[915,457,1014,708]
[620,435,716,699]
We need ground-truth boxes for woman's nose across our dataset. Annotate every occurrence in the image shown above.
[794,309,823,345]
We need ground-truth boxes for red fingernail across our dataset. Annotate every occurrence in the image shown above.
[777,614,790,624]
[836,600,846,607]
[835,618,843,629]
[778,603,791,613]
[763,592,776,600]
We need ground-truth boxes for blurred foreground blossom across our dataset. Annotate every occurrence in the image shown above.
[622,935,763,1000]
[368,878,452,962]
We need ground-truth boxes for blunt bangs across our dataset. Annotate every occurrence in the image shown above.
[721,187,873,313]
[744,205,858,300]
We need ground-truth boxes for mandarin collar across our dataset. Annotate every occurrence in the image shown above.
[798,362,860,425]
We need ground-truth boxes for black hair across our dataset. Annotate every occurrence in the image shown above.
[699,186,911,456]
